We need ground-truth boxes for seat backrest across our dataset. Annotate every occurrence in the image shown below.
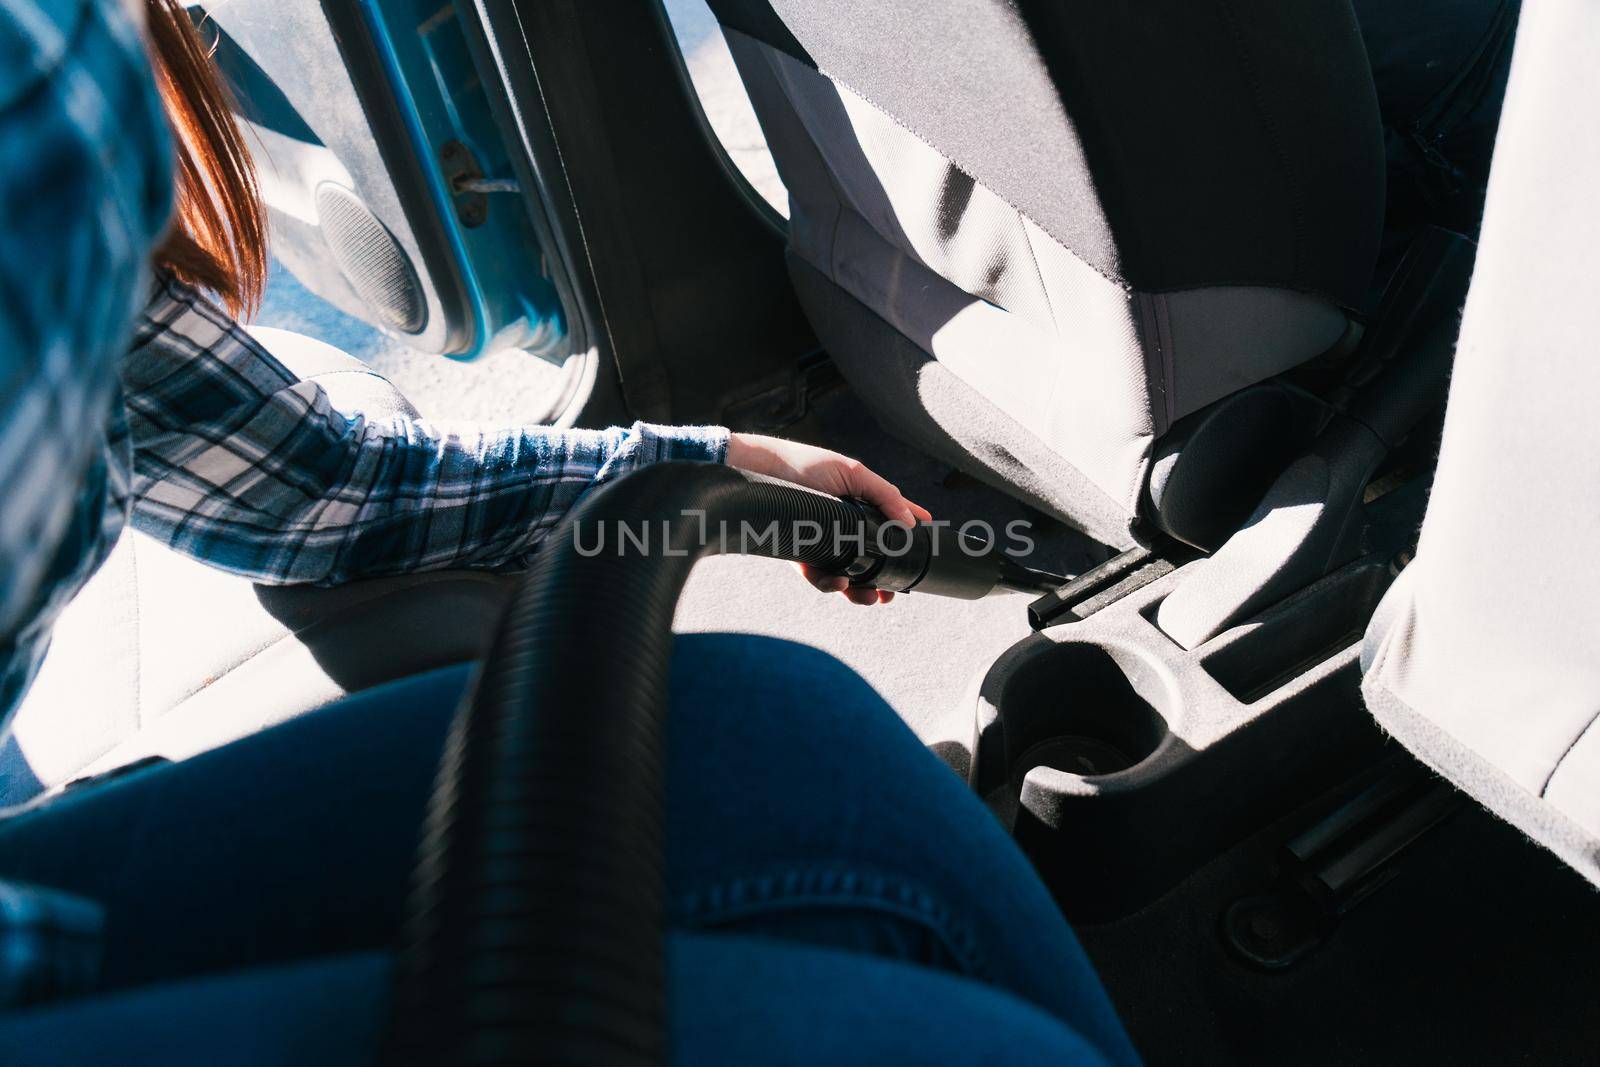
[1360,0,1600,887]
[709,0,1384,544]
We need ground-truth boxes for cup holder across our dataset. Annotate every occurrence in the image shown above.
[975,640,1175,799]
[971,639,1183,921]
[971,564,1393,922]
[1021,734,1147,778]
[971,555,1399,923]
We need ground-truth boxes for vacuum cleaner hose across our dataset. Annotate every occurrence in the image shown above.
[382,462,1052,1065]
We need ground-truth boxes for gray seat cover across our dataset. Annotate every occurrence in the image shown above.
[1361,0,1600,887]
[0,329,508,808]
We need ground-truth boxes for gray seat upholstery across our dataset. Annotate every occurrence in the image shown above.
[1361,0,1599,887]
[0,329,510,808]
[709,0,1385,546]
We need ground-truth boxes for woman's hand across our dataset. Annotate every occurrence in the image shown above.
[725,432,933,605]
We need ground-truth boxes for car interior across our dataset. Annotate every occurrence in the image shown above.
[2,0,1597,1063]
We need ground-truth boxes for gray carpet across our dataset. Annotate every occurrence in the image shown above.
[675,383,1106,755]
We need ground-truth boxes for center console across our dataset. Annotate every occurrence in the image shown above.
[969,549,1401,921]
[970,229,1474,922]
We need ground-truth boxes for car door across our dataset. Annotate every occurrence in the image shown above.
[201,0,818,429]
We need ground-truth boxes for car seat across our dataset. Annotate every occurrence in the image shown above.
[1360,0,1599,887]
[0,329,509,808]
[706,0,1386,548]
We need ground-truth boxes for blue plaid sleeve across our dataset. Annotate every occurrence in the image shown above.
[123,276,730,585]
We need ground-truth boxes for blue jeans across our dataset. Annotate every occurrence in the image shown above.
[0,634,1137,1065]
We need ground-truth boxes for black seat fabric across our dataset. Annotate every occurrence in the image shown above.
[710,0,1385,545]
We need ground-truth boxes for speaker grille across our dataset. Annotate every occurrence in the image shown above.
[315,183,427,334]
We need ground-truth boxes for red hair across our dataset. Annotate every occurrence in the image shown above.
[147,0,267,317]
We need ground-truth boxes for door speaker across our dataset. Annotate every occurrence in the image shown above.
[315,182,427,335]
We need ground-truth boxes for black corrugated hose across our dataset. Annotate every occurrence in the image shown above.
[381,461,902,1066]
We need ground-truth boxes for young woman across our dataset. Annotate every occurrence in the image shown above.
[0,0,1520,1060]
[0,7,1138,1064]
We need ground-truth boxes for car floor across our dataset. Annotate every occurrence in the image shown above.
[677,382,1108,758]
[1078,752,1600,1066]
[256,261,576,426]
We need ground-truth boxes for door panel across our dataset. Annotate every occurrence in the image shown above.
[201,1,567,362]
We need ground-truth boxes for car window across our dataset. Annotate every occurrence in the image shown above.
[661,0,789,218]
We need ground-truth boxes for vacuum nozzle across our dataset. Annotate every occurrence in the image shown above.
[836,501,1069,600]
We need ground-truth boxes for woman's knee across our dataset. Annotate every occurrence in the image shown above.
[661,635,1110,1031]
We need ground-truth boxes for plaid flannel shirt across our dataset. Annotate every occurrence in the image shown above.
[0,0,171,733]
[126,273,729,586]
[0,0,169,1008]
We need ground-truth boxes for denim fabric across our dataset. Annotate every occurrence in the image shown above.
[0,634,1138,1064]
[0,938,1121,1067]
